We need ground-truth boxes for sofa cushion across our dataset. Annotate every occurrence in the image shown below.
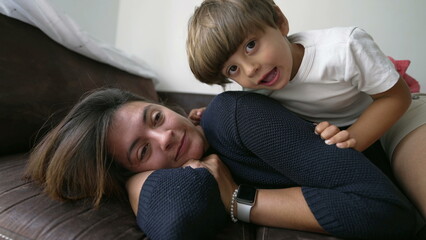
[0,153,148,240]
[0,13,158,156]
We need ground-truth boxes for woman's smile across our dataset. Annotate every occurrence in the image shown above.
[175,131,187,162]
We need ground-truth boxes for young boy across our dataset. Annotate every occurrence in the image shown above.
[186,0,426,219]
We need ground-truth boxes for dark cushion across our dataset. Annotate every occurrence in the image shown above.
[0,153,147,240]
[0,13,158,156]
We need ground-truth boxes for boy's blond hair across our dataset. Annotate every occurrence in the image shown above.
[187,0,280,86]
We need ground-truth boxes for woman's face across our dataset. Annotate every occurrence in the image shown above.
[107,101,208,172]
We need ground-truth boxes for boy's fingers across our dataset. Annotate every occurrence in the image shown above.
[188,107,206,123]
[325,130,355,148]
[336,138,357,149]
[324,130,348,144]
[314,121,330,135]
[188,110,197,118]
[320,125,340,140]
[195,107,206,116]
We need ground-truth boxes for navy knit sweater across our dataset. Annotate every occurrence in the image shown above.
[137,91,419,240]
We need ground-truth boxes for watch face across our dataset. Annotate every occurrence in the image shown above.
[237,185,257,204]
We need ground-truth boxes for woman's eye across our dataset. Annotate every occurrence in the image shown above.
[152,111,163,126]
[227,65,238,76]
[246,40,256,53]
[138,144,149,161]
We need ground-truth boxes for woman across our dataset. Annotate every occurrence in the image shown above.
[26,88,420,240]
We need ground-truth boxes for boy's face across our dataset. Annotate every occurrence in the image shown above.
[221,26,296,90]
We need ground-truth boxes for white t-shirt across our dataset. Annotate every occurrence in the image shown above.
[246,27,399,127]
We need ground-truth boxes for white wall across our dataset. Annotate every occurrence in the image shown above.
[49,0,426,95]
[115,0,235,94]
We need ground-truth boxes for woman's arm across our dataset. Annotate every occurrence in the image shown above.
[126,171,153,214]
[126,167,228,240]
[127,157,323,234]
[252,187,324,233]
[192,154,326,233]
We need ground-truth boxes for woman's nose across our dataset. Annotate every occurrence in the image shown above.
[156,129,174,151]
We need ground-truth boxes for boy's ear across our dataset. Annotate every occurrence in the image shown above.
[274,6,289,36]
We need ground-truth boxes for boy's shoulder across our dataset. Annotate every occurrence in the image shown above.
[289,26,363,46]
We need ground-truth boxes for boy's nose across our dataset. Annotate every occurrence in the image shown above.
[244,62,260,78]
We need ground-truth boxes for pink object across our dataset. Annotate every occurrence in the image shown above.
[388,56,420,93]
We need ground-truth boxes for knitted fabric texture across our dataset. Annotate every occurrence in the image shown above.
[137,167,227,240]
[201,91,419,240]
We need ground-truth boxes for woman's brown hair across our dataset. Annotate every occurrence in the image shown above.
[25,88,151,207]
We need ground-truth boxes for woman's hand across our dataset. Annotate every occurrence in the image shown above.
[183,154,238,212]
[315,121,357,149]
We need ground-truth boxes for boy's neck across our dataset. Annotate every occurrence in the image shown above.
[290,43,305,80]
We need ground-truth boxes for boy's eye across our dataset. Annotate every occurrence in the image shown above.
[245,40,256,53]
[227,65,238,76]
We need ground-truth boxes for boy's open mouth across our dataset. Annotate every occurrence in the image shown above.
[259,67,279,86]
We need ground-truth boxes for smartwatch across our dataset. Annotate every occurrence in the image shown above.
[236,184,257,223]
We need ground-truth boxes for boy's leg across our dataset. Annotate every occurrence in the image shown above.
[362,140,396,182]
[392,123,426,219]
[381,93,426,220]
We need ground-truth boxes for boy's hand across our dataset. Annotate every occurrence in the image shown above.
[188,107,206,125]
[315,121,357,149]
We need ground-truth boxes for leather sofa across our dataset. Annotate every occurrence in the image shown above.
[0,13,346,240]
